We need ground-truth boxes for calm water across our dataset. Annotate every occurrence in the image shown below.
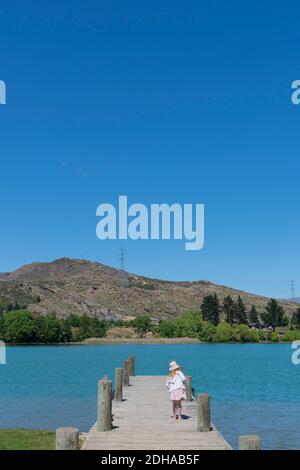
[0,343,299,449]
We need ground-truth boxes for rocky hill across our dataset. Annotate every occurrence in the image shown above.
[0,257,297,320]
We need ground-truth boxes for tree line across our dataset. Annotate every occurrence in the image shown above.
[0,311,108,344]
[200,294,291,329]
[0,293,300,343]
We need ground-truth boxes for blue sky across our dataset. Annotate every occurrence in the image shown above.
[0,1,299,298]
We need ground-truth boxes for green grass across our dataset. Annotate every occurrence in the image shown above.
[0,429,55,450]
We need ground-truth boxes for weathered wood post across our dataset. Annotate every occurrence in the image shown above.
[185,375,192,401]
[114,368,123,401]
[128,354,135,376]
[97,379,113,431]
[123,359,130,386]
[239,435,261,450]
[55,427,79,450]
[197,394,211,432]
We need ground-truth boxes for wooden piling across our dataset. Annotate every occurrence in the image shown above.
[123,359,130,386]
[239,435,261,450]
[55,427,79,450]
[128,354,135,376]
[114,368,123,401]
[197,394,211,432]
[185,375,192,401]
[97,379,113,431]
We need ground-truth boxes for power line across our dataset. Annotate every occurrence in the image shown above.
[290,280,295,299]
[118,246,128,287]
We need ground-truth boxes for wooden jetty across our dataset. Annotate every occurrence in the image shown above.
[56,355,260,451]
[82,375,231,450]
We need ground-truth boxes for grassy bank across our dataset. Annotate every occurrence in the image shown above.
[0,429,55,450]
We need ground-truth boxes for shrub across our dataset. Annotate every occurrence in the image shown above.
[270,331,280,342]
[235,324,253,343]
[282,330,300,341]
[35,315,72,343]
[198,321,216,342]
[3,310,37,343]
[131,315,152,337]
[212,322,233,342]
[157,320,177,338]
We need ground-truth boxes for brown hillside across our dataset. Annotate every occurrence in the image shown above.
[0,257,296,320]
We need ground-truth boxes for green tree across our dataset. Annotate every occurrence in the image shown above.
[157,320,177,338]
[35,315,63,343]
[132,315,152,337]
[261,299,288,330]
[222,296,236,325]
[3,310,36,343]
[78,315,106,339]
[249,305,259,324]
[0,313,4,340]
[59,319,73,342]
[198,321,216,342]
[234,296,248,324]
[200,294,220,326]
[88,317,107,338]
[65,314,81,328]
[212,321,233,342]
[291,306,300,330]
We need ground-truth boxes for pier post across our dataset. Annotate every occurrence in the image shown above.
[239,435,261,450]
[185,375,192,401]
[97,379,113,431]
[129,354,135,376]
[197,394,211,432]
[55,427,79,450]
[114,368,123,401]
[123,359,130,386]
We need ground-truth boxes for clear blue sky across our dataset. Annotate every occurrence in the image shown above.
[0,1,299,298]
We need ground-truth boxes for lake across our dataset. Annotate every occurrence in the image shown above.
[0,343,299,449]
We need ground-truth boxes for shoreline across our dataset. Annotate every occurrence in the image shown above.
[4,337,294,346]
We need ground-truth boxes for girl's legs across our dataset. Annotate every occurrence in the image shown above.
[172,401,177,419]
[177,400,182,419]
[175,400,181,418]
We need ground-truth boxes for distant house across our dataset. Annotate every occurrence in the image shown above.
[249,322,273,331]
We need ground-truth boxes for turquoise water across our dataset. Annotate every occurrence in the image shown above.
[0,343,300,449]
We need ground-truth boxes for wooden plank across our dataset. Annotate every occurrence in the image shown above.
[82,376,231,450]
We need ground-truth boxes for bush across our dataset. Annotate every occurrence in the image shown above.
[212,322,233,342]
[174,311,202,338]
[131,315,152,337]
[235,324,253,343]
[72,314,107,341]
[282,330,300,341]
[270,331,280,342]
[198,321,216,342]
[35,315,72,343]
[157,320,177,338]
[3,310,37,343]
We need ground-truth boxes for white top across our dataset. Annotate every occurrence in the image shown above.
[166,370,186,393]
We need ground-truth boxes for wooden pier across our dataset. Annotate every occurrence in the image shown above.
[56,355,260,451]
[82,375,231,450]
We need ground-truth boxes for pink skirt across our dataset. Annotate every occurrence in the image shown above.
[170,389,186,401]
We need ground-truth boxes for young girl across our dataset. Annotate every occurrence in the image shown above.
[166,360,186,420]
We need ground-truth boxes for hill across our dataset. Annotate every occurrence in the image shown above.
[0,257,297,320]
